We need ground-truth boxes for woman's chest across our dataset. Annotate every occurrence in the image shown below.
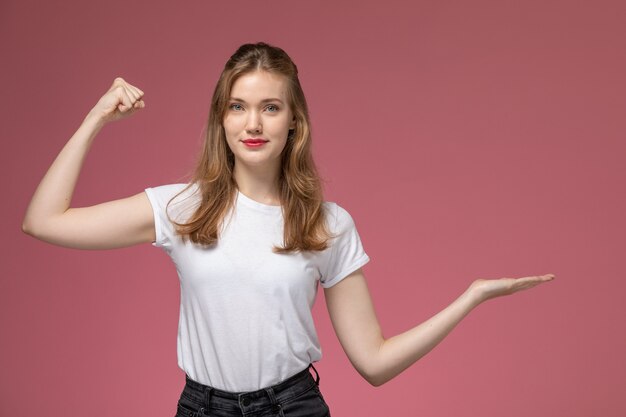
[170,212,323,302]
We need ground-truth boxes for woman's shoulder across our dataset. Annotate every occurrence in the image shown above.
[146,182,195,192]
[144,182,201,219]
[322,200,357,231]
[146,182,199,200]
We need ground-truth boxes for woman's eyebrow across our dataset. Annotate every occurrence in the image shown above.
[230,97,284,104]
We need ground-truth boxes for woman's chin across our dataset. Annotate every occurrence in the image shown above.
[234,155,281,170]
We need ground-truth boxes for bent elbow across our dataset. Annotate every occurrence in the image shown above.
[366,374,387,387]
[21,219,35,236]
[22,218,46,239]
[360,365,386,387]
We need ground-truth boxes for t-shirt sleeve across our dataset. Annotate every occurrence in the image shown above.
[144,183,196,252]
[320,204,370,288]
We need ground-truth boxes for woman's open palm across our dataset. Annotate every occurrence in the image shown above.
[470,274,556,303]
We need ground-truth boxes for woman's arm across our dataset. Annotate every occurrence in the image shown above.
[22,77,154,250]
[324,268,555,387]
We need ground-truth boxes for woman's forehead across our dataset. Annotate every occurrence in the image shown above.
[229,71,289,102]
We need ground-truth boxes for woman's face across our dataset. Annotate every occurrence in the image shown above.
[223,70,296,172]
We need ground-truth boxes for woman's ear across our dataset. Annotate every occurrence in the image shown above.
[290,116,296,129]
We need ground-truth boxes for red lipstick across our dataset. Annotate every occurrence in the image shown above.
[242,138,268,147]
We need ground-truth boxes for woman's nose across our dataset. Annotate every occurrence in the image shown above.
[245,111,262,133]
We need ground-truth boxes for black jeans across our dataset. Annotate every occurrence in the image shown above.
[174,363,331,417]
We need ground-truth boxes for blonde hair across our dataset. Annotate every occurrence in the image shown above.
[168,42,333,253]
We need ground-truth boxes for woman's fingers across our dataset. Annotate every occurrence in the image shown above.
[536,273,555,279]
[128,84,144,101]
[510,274,555,291]
[123,84,140,104]
[124,82,146,111]
[128,85,145,109]
[515,274,555,289]
[117,86,134,112]
[117,77,144,99]
[512,277,545,291]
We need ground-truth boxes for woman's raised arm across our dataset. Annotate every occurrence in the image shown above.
[22,77,155,250]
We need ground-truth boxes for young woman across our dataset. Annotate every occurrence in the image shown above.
[22,42,555,417]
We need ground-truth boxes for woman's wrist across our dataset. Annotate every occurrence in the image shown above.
[465,280,488,307]
[82,109,107,130]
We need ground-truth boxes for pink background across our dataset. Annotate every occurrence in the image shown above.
[2,0,625,416]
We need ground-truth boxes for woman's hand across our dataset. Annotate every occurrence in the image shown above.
[85,77,145,125]
[469,274,556,303]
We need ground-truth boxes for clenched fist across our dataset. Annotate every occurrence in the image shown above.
[86,77,145,124]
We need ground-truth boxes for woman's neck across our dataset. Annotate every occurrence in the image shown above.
[233,163,281,206]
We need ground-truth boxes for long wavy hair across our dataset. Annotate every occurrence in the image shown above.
[167,42,334,253]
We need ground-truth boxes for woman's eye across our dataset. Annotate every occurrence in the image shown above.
[229,103,243,111]
[266,105,279,112]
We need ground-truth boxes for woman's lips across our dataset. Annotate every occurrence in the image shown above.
[242,139,268,147]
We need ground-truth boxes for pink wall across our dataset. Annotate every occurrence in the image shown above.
[2,0,625,416]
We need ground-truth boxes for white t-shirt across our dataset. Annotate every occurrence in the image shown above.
[144,183,370,392]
